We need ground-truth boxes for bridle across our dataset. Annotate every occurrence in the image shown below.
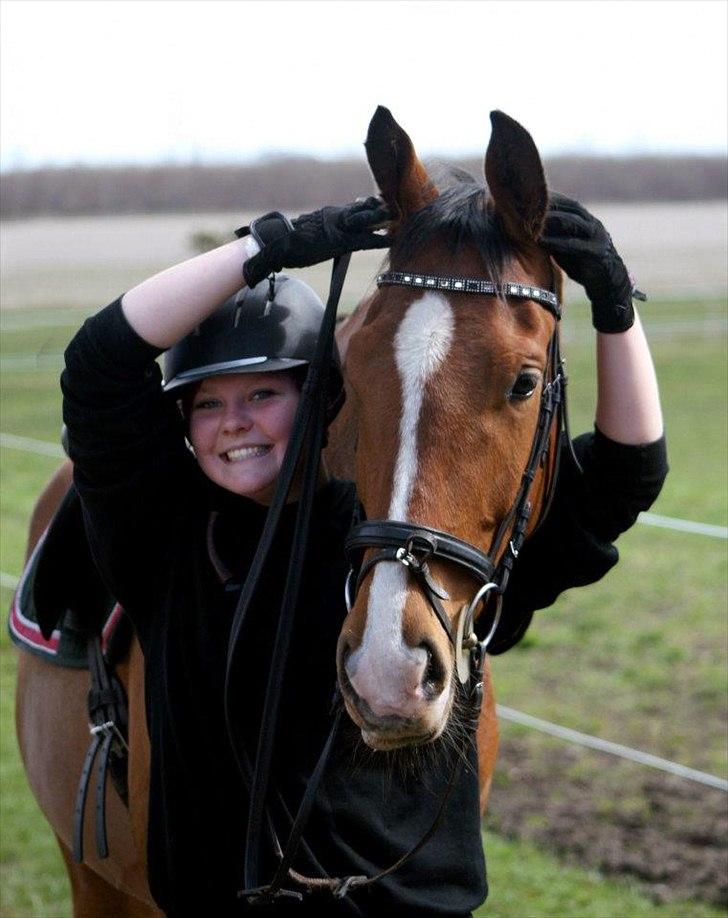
[343,269,567,707]
[230,259,573,909]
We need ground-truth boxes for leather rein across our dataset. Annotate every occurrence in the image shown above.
[230,262,569,909]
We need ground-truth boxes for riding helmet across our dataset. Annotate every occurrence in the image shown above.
[163,274,344,417]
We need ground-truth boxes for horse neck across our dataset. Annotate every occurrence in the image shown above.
[324,297,376,480]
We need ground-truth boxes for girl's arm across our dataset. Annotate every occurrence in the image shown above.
[121,237,257,349]
[541,194,665,445]
[122,198,390,349]
[595,313,664,445]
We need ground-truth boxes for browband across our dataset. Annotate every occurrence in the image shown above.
[377,271,561,319]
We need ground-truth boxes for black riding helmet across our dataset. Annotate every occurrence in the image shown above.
[163,274,344,420]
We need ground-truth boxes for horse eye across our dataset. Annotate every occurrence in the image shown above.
[509,371,539,401]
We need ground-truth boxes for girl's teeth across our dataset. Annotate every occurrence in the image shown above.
[225,445,270,461]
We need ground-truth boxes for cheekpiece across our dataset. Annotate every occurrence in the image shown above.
[377,271,561,319]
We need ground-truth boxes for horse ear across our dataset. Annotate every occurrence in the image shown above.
[485,111,547,243]
[365,106,438,220]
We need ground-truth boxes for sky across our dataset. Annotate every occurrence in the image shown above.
[1,0,726,171]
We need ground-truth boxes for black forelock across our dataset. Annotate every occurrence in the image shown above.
[388,175,514,288]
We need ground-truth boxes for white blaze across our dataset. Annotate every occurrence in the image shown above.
[347,293,454,710]
[389,292,455,518]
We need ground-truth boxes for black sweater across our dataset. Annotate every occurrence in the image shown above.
[62,300,667,917]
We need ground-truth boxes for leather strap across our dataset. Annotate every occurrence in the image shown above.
[278,735,464,902]
[223,255,353,897]
[72,634,129,863]
[377,271,561,318]
[73,732,101,863]
[346,521,496,583]
[243,708,345,906]
[94,731,115,859]
[351,546,456,646]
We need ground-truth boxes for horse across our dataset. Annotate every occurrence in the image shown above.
[14,106,562,915]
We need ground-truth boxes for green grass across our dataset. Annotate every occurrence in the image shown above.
[1,294,726,915]
[475,832,724,917]
[491,525,727,775]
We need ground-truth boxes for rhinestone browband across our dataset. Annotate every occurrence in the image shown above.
[376,271,561,319]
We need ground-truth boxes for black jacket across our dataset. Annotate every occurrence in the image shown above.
[61,300,667,917]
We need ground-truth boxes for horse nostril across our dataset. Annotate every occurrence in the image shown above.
[419,640,446,698]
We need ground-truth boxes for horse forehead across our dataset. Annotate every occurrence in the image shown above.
[391,293,531,373]
[354,279,552,387]
[393,292,455,377]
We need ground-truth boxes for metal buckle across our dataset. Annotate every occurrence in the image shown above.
[395,546,416,567]
[455,603,479,684]
[333,875,367,898]
[89,720,129,752]
[454,582,501,685]
[344,568,355,613]
[405,531,437,559]
[477,591,504,653]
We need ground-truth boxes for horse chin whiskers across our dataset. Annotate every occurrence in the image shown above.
[335,676,476,781]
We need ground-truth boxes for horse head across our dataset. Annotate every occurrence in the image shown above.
[335,106,563,750]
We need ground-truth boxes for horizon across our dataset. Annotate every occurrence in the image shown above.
[1,148,725,177]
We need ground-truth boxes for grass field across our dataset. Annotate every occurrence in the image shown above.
[1,275,726,915]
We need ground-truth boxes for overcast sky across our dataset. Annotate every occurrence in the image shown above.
[1,0,726,170]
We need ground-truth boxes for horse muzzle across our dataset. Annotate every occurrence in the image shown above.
[338,641,453,749]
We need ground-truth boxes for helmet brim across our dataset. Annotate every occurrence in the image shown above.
[163,356,309,394]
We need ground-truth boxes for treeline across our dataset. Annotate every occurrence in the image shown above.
[1,154,725,217]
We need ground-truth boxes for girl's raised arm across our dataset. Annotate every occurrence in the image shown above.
[541,194,664,445]
[122,198,390,349]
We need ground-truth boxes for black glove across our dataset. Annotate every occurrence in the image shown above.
[236,197,390,289]
[540,194,644,333]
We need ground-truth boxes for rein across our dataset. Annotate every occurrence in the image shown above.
[227,262,570,908]
[224,255,351,901]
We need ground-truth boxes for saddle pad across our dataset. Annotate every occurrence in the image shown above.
[8,527,123,668]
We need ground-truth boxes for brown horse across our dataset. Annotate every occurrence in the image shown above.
[15,107,561,915]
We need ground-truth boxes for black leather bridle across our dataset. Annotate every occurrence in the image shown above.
[344,269,568,706]
[232,261,573,907]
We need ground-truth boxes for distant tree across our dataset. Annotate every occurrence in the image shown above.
[1,155,725,218]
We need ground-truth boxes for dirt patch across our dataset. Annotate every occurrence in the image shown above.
[488,735,728,908]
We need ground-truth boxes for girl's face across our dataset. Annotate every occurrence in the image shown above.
[188,371,301,503]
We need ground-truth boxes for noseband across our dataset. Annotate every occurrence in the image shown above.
[344,270,567,708]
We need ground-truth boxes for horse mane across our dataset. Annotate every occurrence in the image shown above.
[388,169,514,289]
